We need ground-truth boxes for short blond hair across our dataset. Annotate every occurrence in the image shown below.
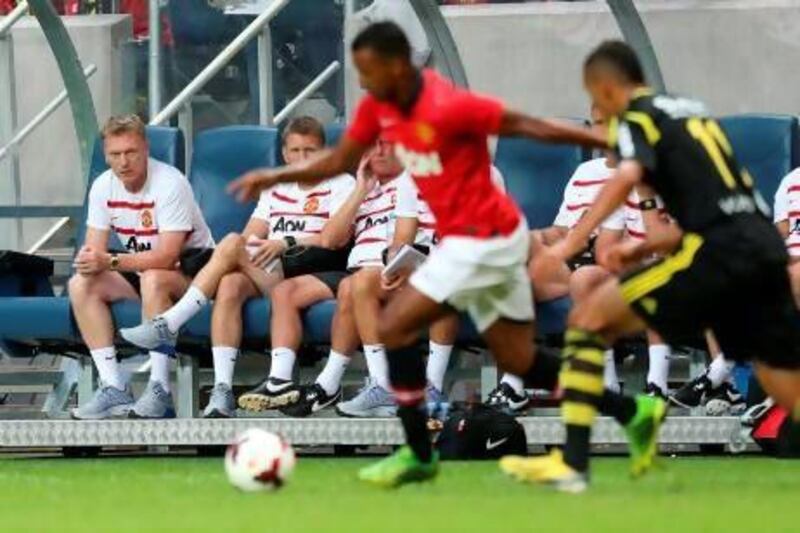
[102,114,146,141]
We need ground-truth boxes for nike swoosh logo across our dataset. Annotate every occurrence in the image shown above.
[486,437,509,451]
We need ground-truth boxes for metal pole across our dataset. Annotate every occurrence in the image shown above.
[0,64,98,163]
[0,1,29,39]
[273,61,341,125]
[257,26,273,125]
[148,0,162,119]
[343,0,356,120]
[150,0,291,126]
[607,0,666,92]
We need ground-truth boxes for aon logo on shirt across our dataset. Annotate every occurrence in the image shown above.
[273,217,306,233]
[125,236,152,253]
[792,219,800,235]
[364,214,391,230]
[395,145,443,178]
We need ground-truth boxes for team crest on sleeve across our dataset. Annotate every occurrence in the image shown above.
[303,197,320,214]
[141,209,153,228]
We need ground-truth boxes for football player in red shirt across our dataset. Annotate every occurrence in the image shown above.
[230,22,607,487]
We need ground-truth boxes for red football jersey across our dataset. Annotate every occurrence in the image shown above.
[347,69,521,239]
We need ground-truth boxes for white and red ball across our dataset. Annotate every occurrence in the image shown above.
[225,428,296,492]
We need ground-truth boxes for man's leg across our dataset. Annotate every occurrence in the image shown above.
[129,269,190,419]
[570,265,620,392]
[282,277,361,417]
[335,271,400,418]
[427,312,458,394]
[69,272,139,419]
[358,285,450,487]
[203,272,261,418]
[120,234,251,349]
[351,268,391,389]
[788,262,800,309]
[238,275,334,411]
[646,330,671,398]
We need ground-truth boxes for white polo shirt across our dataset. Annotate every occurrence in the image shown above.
[774,168,800,257]
[87,158,214,253]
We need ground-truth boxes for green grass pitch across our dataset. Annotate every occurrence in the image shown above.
[0,455,796,532]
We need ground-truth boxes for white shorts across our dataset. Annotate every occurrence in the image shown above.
[410,220,534,333]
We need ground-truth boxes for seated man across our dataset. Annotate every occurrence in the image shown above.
[237,138,405,413]
[774,166,800,306]
[70,114,215,420]
[120,116,354,418]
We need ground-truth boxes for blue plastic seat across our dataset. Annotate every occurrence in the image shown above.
[494,136,585,230]
[719,114,800,205]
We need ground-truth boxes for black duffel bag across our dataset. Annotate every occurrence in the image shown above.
[436,404,527,460]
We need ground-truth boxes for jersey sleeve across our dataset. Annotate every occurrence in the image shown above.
[613,118,657,172]
[86,175,111,230]
[250,189,272,221]
[444,90,505,136]
[395,173,419,218]
[329,175,356,216]
[156,179,195,233]
[346,96,381,146]
[774,172,792,223]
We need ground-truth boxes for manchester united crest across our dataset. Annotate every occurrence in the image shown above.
[303,197,319,214]
[141,209,153,228]
[415,122,436,145]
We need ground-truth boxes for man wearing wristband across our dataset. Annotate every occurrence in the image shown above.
[70,114,215,420]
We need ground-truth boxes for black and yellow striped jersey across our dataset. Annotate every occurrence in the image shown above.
[609,89,771,233]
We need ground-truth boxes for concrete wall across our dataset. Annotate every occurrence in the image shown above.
[1,15,133,250]
[442,0,800,118]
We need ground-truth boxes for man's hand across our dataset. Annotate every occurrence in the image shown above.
[73,245,110,276]
[381,270,410,292]
[546,233,587,265]
[355,150,378,193]
[228,168,282,203]
[597,239,644,274]
[249,238,288,269]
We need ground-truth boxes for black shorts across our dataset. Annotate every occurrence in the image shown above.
[620,220,800,369]
[120,272,142,295]
[567,236,597,272]
[307,271,348,295]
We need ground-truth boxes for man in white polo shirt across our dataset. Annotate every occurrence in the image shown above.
[69,114,214,420]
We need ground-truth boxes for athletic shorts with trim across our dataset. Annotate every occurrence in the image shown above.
[620,219,800,369]
[410,220,534,333]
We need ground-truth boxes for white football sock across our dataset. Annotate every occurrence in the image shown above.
[212,346,238,387]
[149,351,171,392]
[603,349,620,393]
[315,351,350,396]
[268,347,296,383]
[646,344,671,392]
[707,355,734,388]
[161,285,209,332]
[500,373,525,396]
[363,344,389,389]
[90,347,126,390]
[426,341,453,391]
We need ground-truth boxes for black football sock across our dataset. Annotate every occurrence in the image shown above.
[560,328,607,474]
[521,344,562,391]
[598,389,637,426]
[387,345,431,463]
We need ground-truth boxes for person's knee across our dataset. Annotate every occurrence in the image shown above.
[218,233,245,253]
[352,269,380,299]
[216,273,251,306]
[569,265,609,302]
[377,319,404,349]
[567,300,608,333]
[68,273,92,301]
[271,279,299,307]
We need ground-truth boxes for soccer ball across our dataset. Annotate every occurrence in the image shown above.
[225,428,296,492]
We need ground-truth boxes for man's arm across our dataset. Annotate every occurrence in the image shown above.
[242,218,269,240]
[229,138,368,203]
[319,176,372,249]
[552,160,642,260]
[500,110,607,149]
[390,217,419,255]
